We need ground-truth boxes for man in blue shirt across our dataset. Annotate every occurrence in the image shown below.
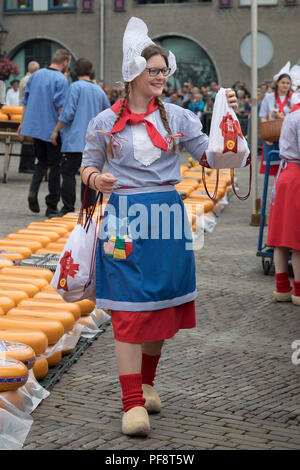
[18,49,71,218]
[51,58,110,214]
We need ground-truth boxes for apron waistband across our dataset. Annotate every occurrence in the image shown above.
[113,185,175,195]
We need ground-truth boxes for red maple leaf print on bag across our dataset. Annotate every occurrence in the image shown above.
[57,250,79,291]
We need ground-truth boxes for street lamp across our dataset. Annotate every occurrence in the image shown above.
[0,24,8,59]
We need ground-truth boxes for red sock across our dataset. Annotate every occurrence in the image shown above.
[141,353,161,387]
[293,280,300,297]
[275,272,292,293]
[119,373,146,413]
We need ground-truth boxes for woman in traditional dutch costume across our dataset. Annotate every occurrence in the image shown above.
[81,17,237,436]
[267,68,300,304]
[259,62,293,176]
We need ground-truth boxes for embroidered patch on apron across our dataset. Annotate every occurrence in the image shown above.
[103,236,133,260]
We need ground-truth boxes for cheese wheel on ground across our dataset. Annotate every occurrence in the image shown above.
[57,237,69,244]
[7,233,50,247]
[18,229,59,242]
[0,244,31,257]
[19,298,81,320]
[7,308,75,332]
[45,242,66,250]
[36,248,63,255]
[0,281,39,297]
[0,316,64,345]
[0,328,48,355]
[0,113,9,120]
[0,250,23,261]
[32,357,48,380]
[0,296,16,314]
[34,291,63,300]
[1,266,53,283]
[0,238,42,252]
[0,287,29,304]
[27,223,68,236]
[0,308,4,316]
[0,357,28,392]
[75,300,95,316]
[46,218,76,230]
[0,273,48,289]
[0,258,14,267]
[45,347,62,367]
[0,340,36,369]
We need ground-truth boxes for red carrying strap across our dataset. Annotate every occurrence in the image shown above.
[201,167,220,202]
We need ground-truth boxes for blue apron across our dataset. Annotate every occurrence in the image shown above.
[95,186,197,311]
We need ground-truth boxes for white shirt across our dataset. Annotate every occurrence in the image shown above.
[5,88,20,107]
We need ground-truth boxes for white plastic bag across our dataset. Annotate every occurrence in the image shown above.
[51,220,98,302]
[203,88,250,169]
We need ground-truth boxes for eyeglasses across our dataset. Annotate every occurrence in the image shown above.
[145,67,171,77]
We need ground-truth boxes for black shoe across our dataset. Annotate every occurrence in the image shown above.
[28,193,40,213]
[45,208,60,218]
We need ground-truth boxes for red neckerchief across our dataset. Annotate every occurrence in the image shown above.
[110,98,168,151]
[277,92,292,114]
[289,102,300,114]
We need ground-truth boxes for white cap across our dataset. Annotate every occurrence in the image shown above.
[273,61,291,82]
[290,65,300,91]
[122,17,176,82]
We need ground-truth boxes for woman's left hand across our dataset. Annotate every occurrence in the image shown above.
[225,88,238,110]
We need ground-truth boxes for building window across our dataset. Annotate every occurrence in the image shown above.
[4,0,32,10]
[284,0,297,4]
[114,0,125,10]
[240,32,274,69]
[48,0,76,9]
[239,0,278,5]
[219,0,231,6]
[82,0,92,10]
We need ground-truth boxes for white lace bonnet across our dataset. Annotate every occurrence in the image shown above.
[273,61,291,82]
[122,17,177,83]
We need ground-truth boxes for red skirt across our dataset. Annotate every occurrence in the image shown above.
[267,162,300,250]
[111,301,196,343]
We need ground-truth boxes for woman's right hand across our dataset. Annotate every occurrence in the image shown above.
[94,173,118,193]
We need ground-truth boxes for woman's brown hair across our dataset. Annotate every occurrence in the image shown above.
[108,44,176,157]
[275,73,292,109]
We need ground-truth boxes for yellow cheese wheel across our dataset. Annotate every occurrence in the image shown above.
[18,229,59,242]
[1,105,23,115]
[44,242,66,250]
[0,328,48,355]
[0,238,42,252]
[7,308,75,332]
[46,218,76,230]
[10,114,22,122]
[0,340,35,369]
[0,244,31,257]
[27,223,68,236]
[0,250,23,261]
[0,316,64,345]
[0,308,4,316]
[0,357,28,392]
[75,299,95,316]
[45,348,62,367]
[57,237,69,244]
[0,274,48,290]
[35,248,62,255]
[0,296,16,313]
[0,287,29,304]
[7,233,50,247]
[1,266,53,283]
[0,281,38,298]
[0,258,14,267]
[0,113,9,121]
[32,357,48,380]
[34,290,62,300]
[19,298,81,320]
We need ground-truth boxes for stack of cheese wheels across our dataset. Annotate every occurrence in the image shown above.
[44,346,62,368]
[7,233,52,248]
[7,308,75,333]
[27,222,69,237]
[0,272,49,290]
[0,238,42,253]
[17,228,60,242]
[0,280,39,298]
[0,296,16,314]
[0,328,48,355]
[0,244,31,258]
[0,315,64,346]
[0,113,9,120]
[1,266,53,283]
[0,287,29,305]
[20,297,81,321]
[32,358,49,380]
[0,340,35,370]
[0,307,4,316]
[0,357,28,392]
[41,284,95,316]
[0,250,24,261]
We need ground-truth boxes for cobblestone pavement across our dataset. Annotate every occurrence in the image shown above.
[1,146,300,450]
